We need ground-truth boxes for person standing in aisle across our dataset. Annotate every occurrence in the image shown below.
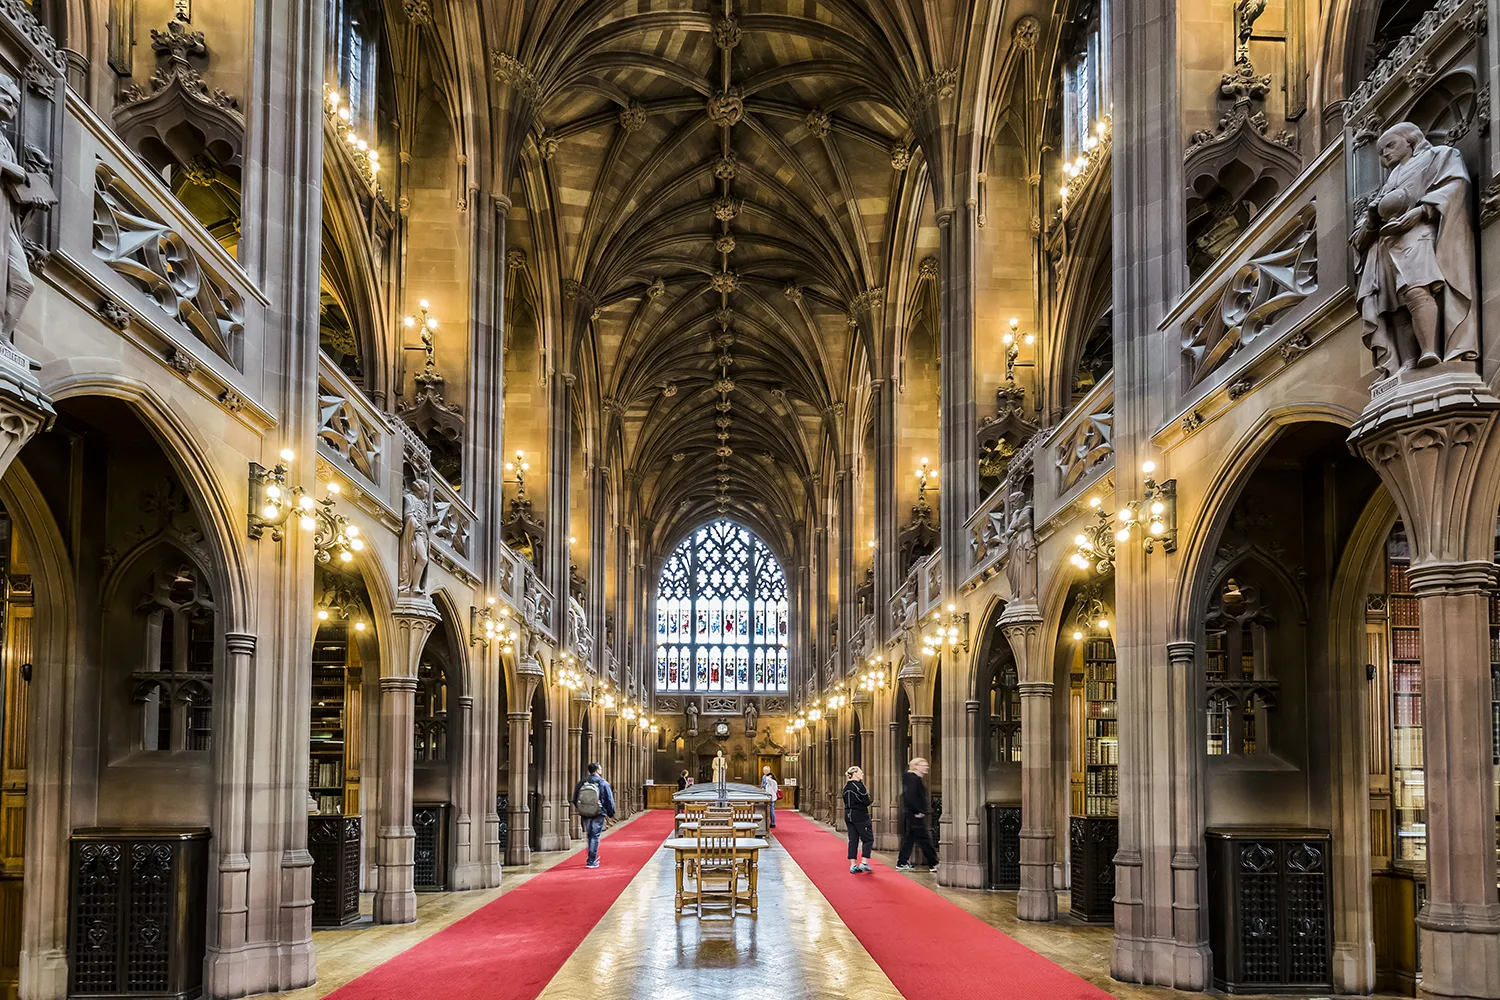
[571,762,616,868]
[761,765,779,829]
[842,765,874,874]
[896,757,938,871]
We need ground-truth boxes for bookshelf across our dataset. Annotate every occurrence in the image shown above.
[1083,635,1118,818]
[310,621,361,816]
[1386,527,1425,863]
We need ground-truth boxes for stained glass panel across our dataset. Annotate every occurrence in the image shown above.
[656,520,790,693]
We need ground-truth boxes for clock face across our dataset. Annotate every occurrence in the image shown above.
[714,721,730,738]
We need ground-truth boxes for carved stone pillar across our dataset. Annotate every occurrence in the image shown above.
[872,379,897,642]
[566,696,585,840]
[907,714,932,773]
[205,632,256,991]
[1352,398,1500,1000]
[879,718,901,850]
[505,655,541,865]
[374,599,440,924]
[1003,609,1056,921]
[449,694,478,889]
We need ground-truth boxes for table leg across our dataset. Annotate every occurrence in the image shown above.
[675,852,684,914]
[750,852,759,912]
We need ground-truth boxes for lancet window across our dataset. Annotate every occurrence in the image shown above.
[1204,575,1278,756]
[655,520,788,693]
[132,562,217,753]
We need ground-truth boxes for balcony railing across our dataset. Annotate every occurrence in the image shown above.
[1035,373,1114,526]
[966,433,1039,583]
[1163,140,1347,418]
[60,90,266,406]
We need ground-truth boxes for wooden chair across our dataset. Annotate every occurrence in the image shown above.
[731,803,756,824]
[691,835,740,917]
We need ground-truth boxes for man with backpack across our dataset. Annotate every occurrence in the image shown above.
[571,762,617,868]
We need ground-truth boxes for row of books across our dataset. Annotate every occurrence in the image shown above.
[1392,728,1425,768]
[315,795,345,815]
[1086,719,1118,738]
[1086,739,1119,765]
[1393,692,1424,727]
[1085,681,1116,701]
[1084,795,1119,817]
[1085,769,1119,796]
[309,760,343,789]
[1388,594,1420,627]
[1391,630,1422,661]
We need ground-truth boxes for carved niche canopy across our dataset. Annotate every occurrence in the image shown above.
[114,20,245,176]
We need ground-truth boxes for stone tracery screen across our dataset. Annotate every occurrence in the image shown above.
[655,520,788,693]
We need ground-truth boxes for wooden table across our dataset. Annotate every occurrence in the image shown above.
[662,837,769,914]
[678,821,759,835]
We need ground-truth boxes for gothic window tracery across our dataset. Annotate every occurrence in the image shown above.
[1204,575,1278,757]
[989,660,1021,764]
[655,520,788,693]
[131,561,216,752]
[414,655,448,763]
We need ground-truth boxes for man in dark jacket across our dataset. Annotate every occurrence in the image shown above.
[896,757,938,871]
[571,762,617,868]
[842,765,874,873]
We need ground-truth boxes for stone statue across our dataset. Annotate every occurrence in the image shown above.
[0,73,54,339]
[398,478,437,597]
[743,699,758,737]
[522,568,540,626]
[712,749,729,805]
[685,699,699,736]
[898,583,920,670]
[1352,123,1477,378]
[1003,491,1038,606]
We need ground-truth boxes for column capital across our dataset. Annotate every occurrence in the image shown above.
[1165,640,1197,665]
[224,631,257,655]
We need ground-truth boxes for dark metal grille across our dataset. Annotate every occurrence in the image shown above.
[413,807,441,888]
[985,805,1021,889]
[71,843,121,994]
[1284,842,1330,983]
[1239,842,1280,982]
[497,794,509,852]
[126,844,174,992]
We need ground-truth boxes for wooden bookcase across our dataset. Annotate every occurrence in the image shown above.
[309,621,362,816]
[1386,531,1426,864]
[1083,636,1119,818]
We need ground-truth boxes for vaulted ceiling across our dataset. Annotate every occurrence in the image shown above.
[486,0,1017,559]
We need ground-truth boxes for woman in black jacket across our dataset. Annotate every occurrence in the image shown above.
[841,765,874,874]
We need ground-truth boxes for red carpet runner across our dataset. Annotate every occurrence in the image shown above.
[326,809,675,1000]
[773,810,1117,1000]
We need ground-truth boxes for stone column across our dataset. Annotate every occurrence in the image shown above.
[1002,610,1056,921]
[1353,396,1500,1000]
[566,696,584,840]
[204,632,256,991]
[872,380,897,641]
[546,373,574,638]
[449,694,478,889]
[374,599,440,924]
[587,464,608,669]
[879,718,901,850]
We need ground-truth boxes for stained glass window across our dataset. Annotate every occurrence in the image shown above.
[655,520,790,693]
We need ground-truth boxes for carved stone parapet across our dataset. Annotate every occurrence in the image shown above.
[0,338,51,484]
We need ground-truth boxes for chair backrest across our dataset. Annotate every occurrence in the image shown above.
[684,802,709,819]
[731,803,755,822]
[694,834,736,870]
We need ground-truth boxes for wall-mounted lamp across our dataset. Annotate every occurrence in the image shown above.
[250,451,362,567]
[504,450,531,497]
[922,603,970,656]
[860,654,887,692]
[915,457,938,505]
[1069,462,1178,574]
[1069,585,1112,642]
[1002,318,1037,387]
[470,597,519,651]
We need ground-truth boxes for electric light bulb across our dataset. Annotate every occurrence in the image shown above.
[351,538,365,551]
[1142,461,1156,474]
[1097,619,1109,630]
[298,495,315,510]
[265,484,281,499]
[1073,630,1084,640]
[346,525,359,537]
[355,621,366,631]
[1002,332,1014,346]
[368,150,379,162]
[427,318,438,330]
[1116,528,1130,542]
[356,139,368,151]
[420,299,430,309]
[338,107,351,121]
[947,603,956,612]
[1089,496,1102,508]
[404,316,416,328]
[317,609,329,620]
[1074,533,1087,546]
[1060,186,1070,199]
[521,462,530,471]
[327,483,341,495]
[262,504,278,519]
[300,515,316,530]
[1024,334,1035,346]
[1009,317,1020,330]
[1149,521,1165,536]
[280,448,296,462]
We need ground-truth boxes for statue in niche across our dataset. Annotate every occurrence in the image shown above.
[398,478,437,597]
[0,73,55,339]
[685,699,699,736]
[743,700,758,737]
[898,585,920,669]
[1352,123,1477,378]
[1002,491,1038,606]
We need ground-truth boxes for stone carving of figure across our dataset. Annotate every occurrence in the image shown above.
[522,569,540,626]
[686,699,699,736]
[712,749,729,805]
[898,585,919,669]
[744,700,758,737]
[0,73,53,339]
[1003,491,1038,606]
[1352,123,1477,378]
[398,479,437,597]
